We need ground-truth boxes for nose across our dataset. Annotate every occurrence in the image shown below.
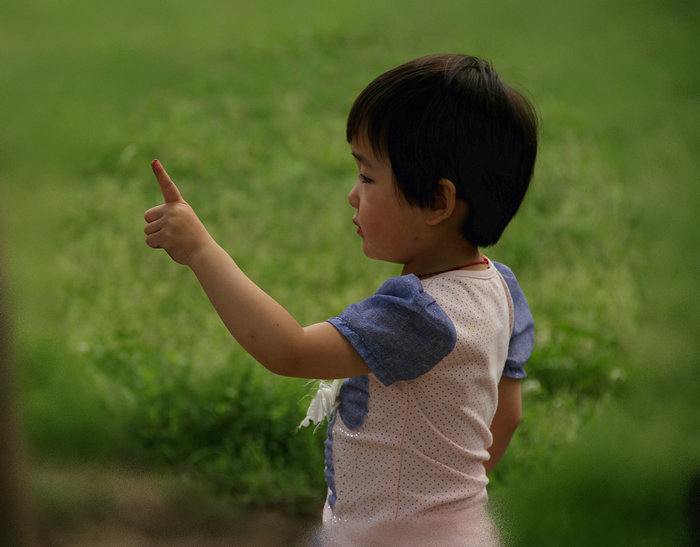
[348,181,360,208]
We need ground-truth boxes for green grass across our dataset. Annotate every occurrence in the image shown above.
[2,0,698,540]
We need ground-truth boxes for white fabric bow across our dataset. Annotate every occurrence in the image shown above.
[299,379,342,430]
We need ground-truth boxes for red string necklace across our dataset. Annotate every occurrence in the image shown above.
[417,256,489,279]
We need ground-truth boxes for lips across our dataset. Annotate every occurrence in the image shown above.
[352,217,362,235]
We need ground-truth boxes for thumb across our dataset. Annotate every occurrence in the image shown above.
[151,159,183,203]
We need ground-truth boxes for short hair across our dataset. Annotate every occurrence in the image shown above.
[347,54,538,247]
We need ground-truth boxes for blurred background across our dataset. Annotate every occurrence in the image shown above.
[1,0,698,544]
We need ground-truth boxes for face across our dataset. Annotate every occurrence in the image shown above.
[348,137,432,266]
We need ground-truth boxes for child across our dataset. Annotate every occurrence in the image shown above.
[144,53,536,545]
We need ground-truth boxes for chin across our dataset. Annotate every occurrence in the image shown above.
[361,244,381,261]
[362,248,399,266]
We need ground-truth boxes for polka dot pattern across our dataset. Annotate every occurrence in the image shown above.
[326,265,513,528]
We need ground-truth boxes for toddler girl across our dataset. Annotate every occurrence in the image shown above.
[144,53,537,545]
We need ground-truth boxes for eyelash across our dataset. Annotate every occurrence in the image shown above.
[359,174,373,184]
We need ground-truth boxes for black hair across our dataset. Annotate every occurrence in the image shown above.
[347,54,538,247]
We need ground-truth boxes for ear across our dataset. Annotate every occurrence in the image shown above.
[426,178,459,226]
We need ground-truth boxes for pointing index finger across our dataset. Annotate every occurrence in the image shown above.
[151,159,183,203]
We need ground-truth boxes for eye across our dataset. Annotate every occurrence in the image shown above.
[359,173,373,184]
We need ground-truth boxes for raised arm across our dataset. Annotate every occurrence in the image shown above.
[144,160,369,380]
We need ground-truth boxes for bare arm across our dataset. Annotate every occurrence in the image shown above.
[144,160,370,380]
[485,376,522,475]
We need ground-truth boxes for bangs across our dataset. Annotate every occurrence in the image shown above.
[346,80,392,160]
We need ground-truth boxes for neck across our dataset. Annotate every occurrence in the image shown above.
[400,241,483,278]
[415,255,489,279]
[398,199,481,277]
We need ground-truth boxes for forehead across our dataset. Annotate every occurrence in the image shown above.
[350,134,390,169]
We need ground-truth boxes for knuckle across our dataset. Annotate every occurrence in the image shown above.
[145,233,160,248]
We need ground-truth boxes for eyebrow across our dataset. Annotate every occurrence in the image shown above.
[351,151,373,167]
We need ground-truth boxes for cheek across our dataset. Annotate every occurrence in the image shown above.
[360,203,389,232]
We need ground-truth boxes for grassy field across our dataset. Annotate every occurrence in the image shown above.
[1,0,698,543]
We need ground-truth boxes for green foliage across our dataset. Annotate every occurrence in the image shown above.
[132,363,326,511]
[38,34,634,505]
[2,0,697,538]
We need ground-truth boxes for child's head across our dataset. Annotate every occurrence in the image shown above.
[347,54,538,247]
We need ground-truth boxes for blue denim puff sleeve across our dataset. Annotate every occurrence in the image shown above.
[493,262,535,379]
[327,274,457,386]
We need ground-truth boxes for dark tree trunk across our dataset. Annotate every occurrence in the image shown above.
[0,236,37,545]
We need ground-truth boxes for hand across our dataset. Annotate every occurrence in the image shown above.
[144,159,214,265]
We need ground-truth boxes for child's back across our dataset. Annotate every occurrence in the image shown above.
[322,267,513,544]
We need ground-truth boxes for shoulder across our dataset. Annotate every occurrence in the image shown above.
[491,261,535,378]
[375,273,426,299]
[419,263,508,308]
[338,275,451,331]
[492,261,522,299]
[327,275,457,386]
[490,260,532,319]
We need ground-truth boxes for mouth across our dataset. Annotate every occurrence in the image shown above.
[352,217,362,235]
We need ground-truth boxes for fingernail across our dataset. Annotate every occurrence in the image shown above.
[152,159,159,167]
